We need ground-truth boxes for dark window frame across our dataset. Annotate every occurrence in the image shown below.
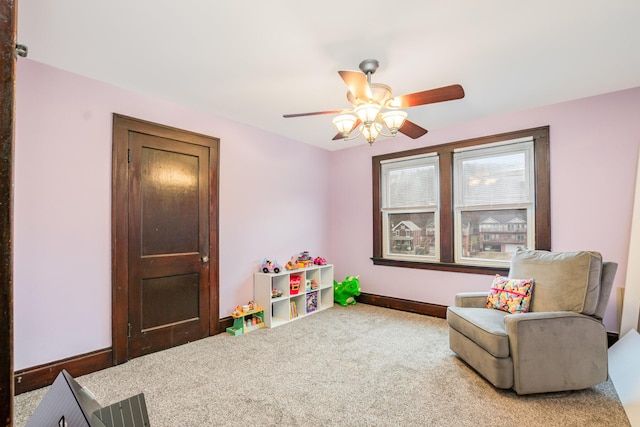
[372,126,550,275]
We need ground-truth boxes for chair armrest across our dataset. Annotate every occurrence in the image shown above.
[505,310,602,323]
[454,292,488,308]
[504,311,608,394]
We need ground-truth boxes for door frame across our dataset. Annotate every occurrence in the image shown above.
[0,0,16,421]
[111,114,219,365]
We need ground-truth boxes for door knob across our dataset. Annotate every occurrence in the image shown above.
[201,255,209,263]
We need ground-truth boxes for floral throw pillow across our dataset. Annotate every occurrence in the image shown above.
[486,275,535,314]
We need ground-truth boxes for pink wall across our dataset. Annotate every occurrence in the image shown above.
[15,58,640,371]
[328,86,640,333]
[14,59,331,370]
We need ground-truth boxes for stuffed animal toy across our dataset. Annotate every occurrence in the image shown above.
[333,275,361,306]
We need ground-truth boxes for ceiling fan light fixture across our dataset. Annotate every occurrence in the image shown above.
[354,103,381,127]
[283,59,464,146]
[387,97,401,108]
[332,113,358,139]
[381,110,408,135]
[362,122,382,145]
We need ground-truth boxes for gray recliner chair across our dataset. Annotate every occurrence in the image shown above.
[447,249,617,395]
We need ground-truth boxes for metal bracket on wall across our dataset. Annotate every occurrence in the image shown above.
[15,44,28,58]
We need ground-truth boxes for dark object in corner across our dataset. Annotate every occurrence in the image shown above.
[25,369,150,427]
[92,393,149,427]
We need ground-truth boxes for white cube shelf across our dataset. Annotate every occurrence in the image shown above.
[254,264,334,328]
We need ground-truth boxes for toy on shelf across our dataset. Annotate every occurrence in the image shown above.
[285,252,310,270]
[285,255,301,270]
[261,258,283,273]
[271,288,283,298]
[290,275,301,295]
[297,251,314,268]
[233,300,257,316]
[305,279,319,291]
[334,275,361,306]
[313,256,327,265]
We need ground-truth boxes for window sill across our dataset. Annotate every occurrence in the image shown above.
[370,257,509,275]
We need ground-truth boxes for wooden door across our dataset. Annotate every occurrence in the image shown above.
[112,115,219,363]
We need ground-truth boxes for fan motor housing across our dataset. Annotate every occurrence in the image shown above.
[359,59,379,75]
[347,83,392,106]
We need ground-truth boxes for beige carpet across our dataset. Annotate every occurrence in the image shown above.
[14,304,630,426]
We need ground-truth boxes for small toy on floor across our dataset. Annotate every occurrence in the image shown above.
[334,275,361,306]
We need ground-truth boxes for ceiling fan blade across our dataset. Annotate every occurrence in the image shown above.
[283,110,343,118]
[393,84,465,108]
[398,120,428,139]
[332,119,362,140]
[338,70,372,102]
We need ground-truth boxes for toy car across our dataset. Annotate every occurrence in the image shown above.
[313,256,327,265]
[261,258,282,273]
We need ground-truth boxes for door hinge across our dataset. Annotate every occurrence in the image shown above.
[127,323,131,338]
[127,148,131,164]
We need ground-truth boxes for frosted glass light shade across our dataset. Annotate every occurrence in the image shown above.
[354,103,381,126]
[381,110,407,135]
[362,122,383,145]
[332,114,358,139]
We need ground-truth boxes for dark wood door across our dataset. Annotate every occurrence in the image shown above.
[127,132,210,358]
[112,115,219,364]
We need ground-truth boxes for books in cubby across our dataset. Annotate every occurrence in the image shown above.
[290,301,298,319]
[306,291,318,313]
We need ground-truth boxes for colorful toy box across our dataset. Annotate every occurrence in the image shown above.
[290,275,301,295]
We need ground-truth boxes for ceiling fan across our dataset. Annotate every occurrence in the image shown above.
[283,59,465,145]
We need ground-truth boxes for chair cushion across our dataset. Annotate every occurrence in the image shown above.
[486,275,534,314]
[447,306,510,358]
[509,249,602,315]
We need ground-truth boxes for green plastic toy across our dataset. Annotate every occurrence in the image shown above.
[334,275,361,306]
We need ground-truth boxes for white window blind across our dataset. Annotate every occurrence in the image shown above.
[381,155,439,209]
[380,154,440,262]
[454,139,534,208]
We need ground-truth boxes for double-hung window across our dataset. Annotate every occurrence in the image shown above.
[453,138,535,266]
[372,126,550,274]
[380,154,439,262]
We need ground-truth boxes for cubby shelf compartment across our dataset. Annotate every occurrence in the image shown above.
[254,264,334,328]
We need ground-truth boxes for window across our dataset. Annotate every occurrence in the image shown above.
[380,154,439,261]
[454,138,534,266]
[372,127,550,275]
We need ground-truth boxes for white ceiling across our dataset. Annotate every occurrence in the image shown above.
[17,1,640,151]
